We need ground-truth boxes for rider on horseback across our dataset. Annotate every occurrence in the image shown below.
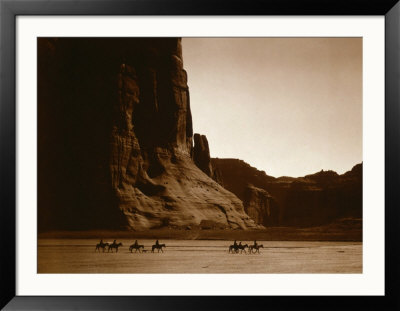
[134,240,138,247]
[254,240,258,248]
[155,239,160,246]
[233,240,238,247]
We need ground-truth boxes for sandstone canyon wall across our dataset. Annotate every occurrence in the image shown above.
[38,38,257,231]
[243,185,280,226]
[212,159,362,227]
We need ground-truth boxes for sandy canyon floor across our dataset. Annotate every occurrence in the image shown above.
[38,239,362,273]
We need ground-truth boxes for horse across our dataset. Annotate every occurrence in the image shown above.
[237,244,249,254]
[108,241,123,253]
[249,244,264,254]
[228,244,239,253]
[129,244,144,253]
[151,243,166,253]
[95,241,109,252]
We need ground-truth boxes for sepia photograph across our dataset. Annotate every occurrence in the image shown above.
[37,37,362,274]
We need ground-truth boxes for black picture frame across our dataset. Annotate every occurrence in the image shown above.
[1,0,399,310]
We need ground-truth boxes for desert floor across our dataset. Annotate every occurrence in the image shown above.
[38,239,362,273]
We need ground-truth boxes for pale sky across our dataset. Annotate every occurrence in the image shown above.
[182,38,362,178]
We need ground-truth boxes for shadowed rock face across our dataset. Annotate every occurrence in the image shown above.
[243,185,279,226]
[38,38,257,231]
[193,134,213,176]
[212,159,362,227]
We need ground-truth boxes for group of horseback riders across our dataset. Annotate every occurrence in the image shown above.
[128,239,165,253]
[95,239,123,252]
[95,239,263,254]
[95,239,166,253]
[229,240,264,254]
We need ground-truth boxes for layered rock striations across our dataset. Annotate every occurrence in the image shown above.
[212,159,362,227]
[38,38,257,231]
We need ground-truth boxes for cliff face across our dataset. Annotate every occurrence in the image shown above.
[212,159,362,227]
[192,133,224,185]
[243,185,279,226]
[193,134,213,176]
[38,38,257,231]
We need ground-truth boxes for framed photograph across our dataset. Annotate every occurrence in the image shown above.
[1,0,399,309]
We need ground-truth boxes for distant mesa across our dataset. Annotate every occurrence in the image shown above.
[211,159,362,227]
